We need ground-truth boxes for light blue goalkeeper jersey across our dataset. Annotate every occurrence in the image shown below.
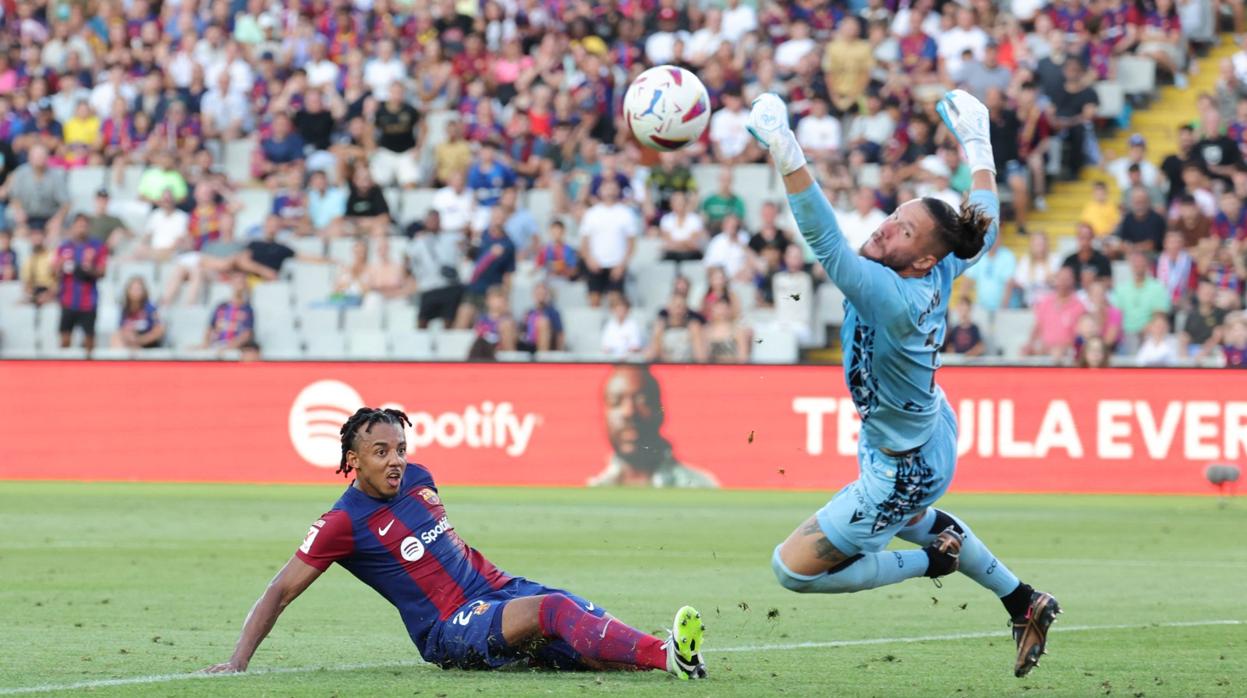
[788,185,1000,453]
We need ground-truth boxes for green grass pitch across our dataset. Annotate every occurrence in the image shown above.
[1,483,1244,696]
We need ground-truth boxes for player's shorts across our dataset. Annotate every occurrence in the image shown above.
[815,399,958,556]
[423,576,607,670]
[58,307,97,337]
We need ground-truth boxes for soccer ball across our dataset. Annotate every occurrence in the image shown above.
[623,65,711,151]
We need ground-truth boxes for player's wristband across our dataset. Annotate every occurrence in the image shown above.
[961,138,996,176]
[770,128,808,176]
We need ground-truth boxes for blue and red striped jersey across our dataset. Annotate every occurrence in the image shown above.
[294,463,512,659]
[56,240,107,311]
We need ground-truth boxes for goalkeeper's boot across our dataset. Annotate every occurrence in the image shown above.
[1012,590,1061,677]
[665,605,707,680]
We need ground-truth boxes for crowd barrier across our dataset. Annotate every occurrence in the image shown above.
[1,361,1243,494]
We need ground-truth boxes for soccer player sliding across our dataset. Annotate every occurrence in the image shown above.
[747,90,1060,677]
[202,408,707,680]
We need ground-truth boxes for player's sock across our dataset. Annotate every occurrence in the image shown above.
[896,509,1021,597]
[771,544,929,593]
[537,594,667,671]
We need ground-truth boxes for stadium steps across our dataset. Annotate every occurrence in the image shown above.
[998,35,1240,257]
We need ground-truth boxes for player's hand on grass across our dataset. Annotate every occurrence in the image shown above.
[935,89,996,175]
[199,660,247,674]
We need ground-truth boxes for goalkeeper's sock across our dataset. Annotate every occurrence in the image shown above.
[771,545,928,593]
[538,594,667,671]
[897,509,1021,597]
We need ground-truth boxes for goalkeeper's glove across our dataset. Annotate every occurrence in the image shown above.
[936,89,996,176]
[746,93,807,176]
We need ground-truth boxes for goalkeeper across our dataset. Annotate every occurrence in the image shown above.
[748,90,1060,678]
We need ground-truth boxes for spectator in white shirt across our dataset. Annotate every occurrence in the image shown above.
[721,0,758,43]
[771,244,815,344]
[686,8,724,65]
[579,180,639,307]
[90,65,135,118]
[200,72,251,140]
[795,98,842,163]
[891,0,941,38]
[837,187,887,252]
[1007,229,1062,309]
[703,214,755,281]
[1105,134,1162,192]
[432,171,475,234]
[709,91,753,164]
[364,39,406,101]
[601,294,646,359]
[134,191,191,262]
[1136,314,1182,366]
[205,41,255,96]
[659,192,708,262]
[645,8,690,66]
[937,7,990,77]
[775,21,817,71]
[303,40,340,89]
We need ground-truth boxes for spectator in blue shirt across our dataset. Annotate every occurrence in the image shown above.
[964,233,1017,313]
[307,169,348,231]
[454,207,515,329]
[519,281,565,354]
[499,188,538,259]
[466,141,516,213]
[258,113,305,183]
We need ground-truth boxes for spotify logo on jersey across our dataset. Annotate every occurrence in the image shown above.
[400,536,425,562]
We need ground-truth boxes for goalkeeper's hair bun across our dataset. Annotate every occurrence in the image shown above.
[922,197,991,260]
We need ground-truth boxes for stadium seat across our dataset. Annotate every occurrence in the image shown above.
[41,347,88,360]
[222,139,257,183]
[550,279,590,309]
[751,323,800,363]
[298,306,342,334]
[0,281,21,307]
[67,167,107,210]
[534,351,576,362]
[382,187,402,220]
[494,350,532,362]
[679,259,706,284]
[327,237,358,265]
[346,330,389,359]
[206,282,233,309]
[1094,81,1125,120]
[525,189,555,229]
[509,276,537,316]
[690,164,722,197]
[35,305,61,351]
[304,331,348,358]
[252,281,293,313]
[856,163,882,190]
[344,305,384,332]
[562,307,607,353]
[91,347,137,360]
[398,189,436,226]
[389,330,434,360]
[384,300,417,331]
[0,305,37,352]
[258,325,303,357]
[114,260,159,288]
[113,166,145,200]
[235,188,274,236]
[817,283,847,327]
[1117,56,1157,98]
[290,262,335,302]
[632,236,664,268]
[133,348,176,360]
[993,309,1036,359]
[369,235,407,264]
[95,303,121,345]
[433,329,475,360]
[731,281,758,315]
[633,263,677,309]
[289,236,326,258]
[165,306,211,348]
[254,312,297,347]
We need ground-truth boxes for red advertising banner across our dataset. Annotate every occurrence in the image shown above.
[1,361,1244,494]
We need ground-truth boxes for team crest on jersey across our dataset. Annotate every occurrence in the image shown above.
[418,488,440,505]
[474,602,490,616]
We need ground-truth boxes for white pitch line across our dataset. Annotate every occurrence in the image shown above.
[0,619,1239,695]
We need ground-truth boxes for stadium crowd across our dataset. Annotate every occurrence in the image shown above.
[0,0,1245,367]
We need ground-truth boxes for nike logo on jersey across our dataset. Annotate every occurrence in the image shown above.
[378,519,395,536]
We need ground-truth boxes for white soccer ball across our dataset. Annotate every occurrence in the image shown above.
[623,65,711,151]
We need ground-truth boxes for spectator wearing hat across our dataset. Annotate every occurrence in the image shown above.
[1106,134,1162,192]
[87,189,129,250]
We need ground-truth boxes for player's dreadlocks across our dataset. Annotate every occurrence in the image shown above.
[338,407,412,478]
